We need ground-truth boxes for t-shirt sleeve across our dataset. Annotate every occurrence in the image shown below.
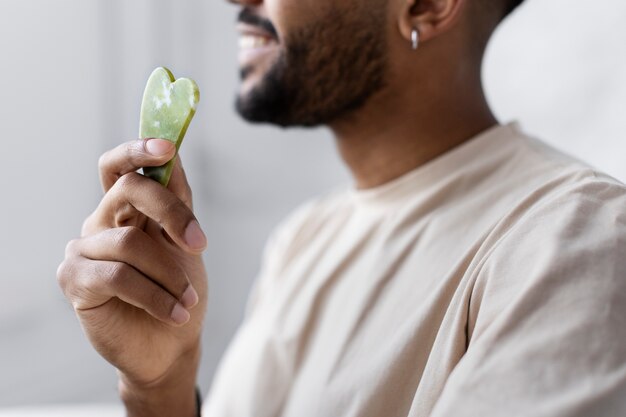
[430,178,626,417]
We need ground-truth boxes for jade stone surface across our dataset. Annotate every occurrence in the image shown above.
[140,67,200,186]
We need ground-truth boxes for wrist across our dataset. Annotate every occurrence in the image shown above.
[119,344,201,417]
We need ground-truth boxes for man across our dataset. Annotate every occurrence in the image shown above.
[57,0,626,416]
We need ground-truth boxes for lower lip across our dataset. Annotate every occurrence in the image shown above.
[238,43,279,67]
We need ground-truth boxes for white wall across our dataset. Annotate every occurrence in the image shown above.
[0,0,107,404]
[486,0,626,181]
[0,0,624,407]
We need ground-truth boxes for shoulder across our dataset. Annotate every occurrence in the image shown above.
[482,124,626,252]
[495,169,626,248]
[466,125,626,332]
[483,158,626,282]
[469,166,626,339]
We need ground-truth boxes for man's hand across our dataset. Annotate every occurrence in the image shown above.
[57,138,208,416]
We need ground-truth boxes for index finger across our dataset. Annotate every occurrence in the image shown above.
[98,138,176,192]
[167,155,193,210]
[91,173,207,254]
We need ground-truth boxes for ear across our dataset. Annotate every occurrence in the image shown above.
[397,0,467,46]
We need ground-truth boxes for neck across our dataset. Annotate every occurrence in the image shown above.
[328,64,497,190]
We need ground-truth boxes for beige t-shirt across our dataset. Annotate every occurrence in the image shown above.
[204,123,626,417]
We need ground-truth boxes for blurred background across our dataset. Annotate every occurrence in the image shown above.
[0,0,624,411]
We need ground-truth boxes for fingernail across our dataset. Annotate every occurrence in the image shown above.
[145,139,174,156]
[171,303,190,325]
[181,285,199,309]
[184,220,207,251]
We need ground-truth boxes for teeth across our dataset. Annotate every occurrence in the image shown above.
[239,35,273,49]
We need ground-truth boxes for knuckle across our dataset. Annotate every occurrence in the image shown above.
[56,259,73,289]
[81,216,93,236]
[115,172,137,190]
[174,268,190,294]
[126,140,145,159]
[163,198,192,227]
[111,226,142,251]
[104,262,129,288]
[164,261,189,296]
[150,288,176,316]
[97,151,110,172]
[109,173,141,200]
[163,197,185,215]
[64,239,80,257]
[57,256,86,297]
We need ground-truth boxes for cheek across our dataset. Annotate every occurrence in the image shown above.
[266,0,332,41]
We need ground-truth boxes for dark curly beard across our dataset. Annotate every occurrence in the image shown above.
[235,6,388,128]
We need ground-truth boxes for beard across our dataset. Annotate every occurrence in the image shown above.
[235,7,388,128]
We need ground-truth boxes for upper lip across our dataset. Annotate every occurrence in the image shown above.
[236,23,278,42]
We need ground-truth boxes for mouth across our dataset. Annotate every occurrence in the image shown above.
[237,23,279,67]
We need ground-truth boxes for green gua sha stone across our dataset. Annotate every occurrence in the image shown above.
[140,67,200,186]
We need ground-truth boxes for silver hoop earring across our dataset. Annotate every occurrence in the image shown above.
[411,28,420,50]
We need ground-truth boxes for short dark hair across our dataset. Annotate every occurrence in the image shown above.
[504,0,525,16]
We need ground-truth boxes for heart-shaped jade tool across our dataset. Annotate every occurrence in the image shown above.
[140,67,200,186]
